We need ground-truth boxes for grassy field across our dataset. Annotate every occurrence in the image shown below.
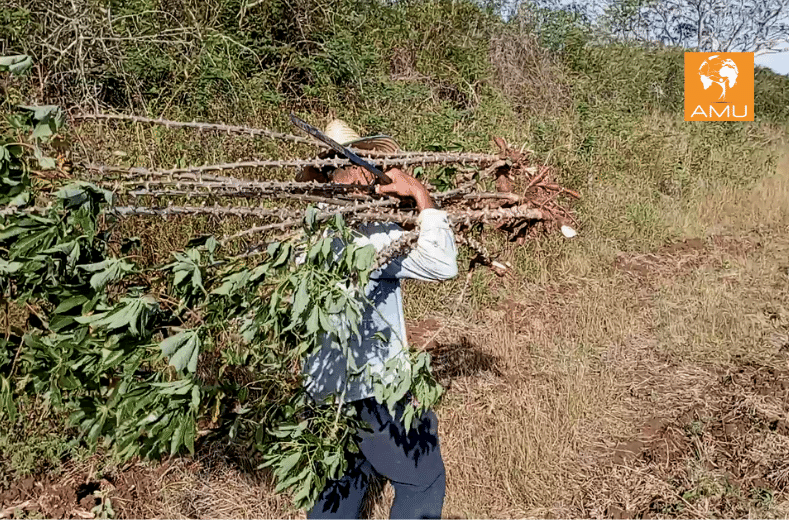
[2,0,789,517]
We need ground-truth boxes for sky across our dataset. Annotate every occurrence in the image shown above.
[755,51,789,75]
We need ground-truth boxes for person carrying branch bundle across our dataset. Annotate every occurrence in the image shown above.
[297,119,458,519]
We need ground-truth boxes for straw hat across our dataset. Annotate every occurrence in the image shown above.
[296,119,400,182]
[321,119,401,154]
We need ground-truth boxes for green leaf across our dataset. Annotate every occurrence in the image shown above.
[162,330,201,373]
[0,259,23,274]
[184,419,196,454]
[308,241,323,262]
[19,104,63,125]
[192,265,203,291]
[354,245,375,271]
[8,191,29,207]
[55,182,112,208]
[49,314,75,332]
[160,330,189,357]
[206,236,218,255]
[77,259,111,273]
[0,225,35,242]
[305,206,318,229]
[402,406,416,431]
[272,243,291,267]
[76,296,156,336]
[86,416,105,445]
[267,241,281,258]
[187,340,199,373]
[54,295,88,314]
[31,123,52,140]
[250,263,269,281]
[321,237,333,259]
[292,471,314,506]
[277,451,302,479]
[292,276,310,320]
[318,308,333,333]
[0,55,32,75]
[173,270,189,286]
[306,306,320,334]
[85,259,134,290]
[274,465,309,494]
[191,385,200,411]
[170,419,185,455]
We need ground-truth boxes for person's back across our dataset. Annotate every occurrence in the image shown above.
[304,216,457,405]
[298,120,458,519]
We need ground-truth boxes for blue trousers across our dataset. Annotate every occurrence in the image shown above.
[307,398,446,519]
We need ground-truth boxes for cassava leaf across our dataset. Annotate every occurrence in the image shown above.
[162,330,200,373]
[292,276,310,320]
[0,54,32,75]
[0,259,23,274]
[305,206,318,229]
[53,295,88,314]
[354,245,375,271]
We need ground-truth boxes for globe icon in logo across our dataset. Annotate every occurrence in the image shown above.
[698,55,739,100]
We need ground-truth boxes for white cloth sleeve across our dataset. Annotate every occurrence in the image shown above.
[369,208,458,281]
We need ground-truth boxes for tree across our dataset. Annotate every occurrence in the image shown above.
[600,0,789,55]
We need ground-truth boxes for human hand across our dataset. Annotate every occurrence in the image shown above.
[375,168,436,211]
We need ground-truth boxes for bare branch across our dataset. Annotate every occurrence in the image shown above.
[83,150,499,178]
[219,200,401,244]
[111,201,396,218]
[72,113,322,146]
[370,230,420,272]
[73,113,501,163]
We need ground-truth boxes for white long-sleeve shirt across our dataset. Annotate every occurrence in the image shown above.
[303,208,458,403]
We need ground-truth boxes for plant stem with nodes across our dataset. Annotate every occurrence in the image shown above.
[4,203,546,229]
[84,150,500,177]
[346,205,546,227]
[117,188,377,205]
[71,113,323,146]
[113,199,397,219]
[72,113,501,164]
[103,180,485,204]
[96,174,368,194]
[369,230,421,272]
[368,230,510,277]
[219,199,399,245]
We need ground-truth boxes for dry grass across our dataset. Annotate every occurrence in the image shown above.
[488,31,571,118]
[395,135,789,517]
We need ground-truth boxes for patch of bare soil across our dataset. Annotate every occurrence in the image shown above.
[0,460,171,519]
[614,235,761,281]
[0,449,305,519]
[579,363,789,518]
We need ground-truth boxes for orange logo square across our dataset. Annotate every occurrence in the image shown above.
[684,52,754,121]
